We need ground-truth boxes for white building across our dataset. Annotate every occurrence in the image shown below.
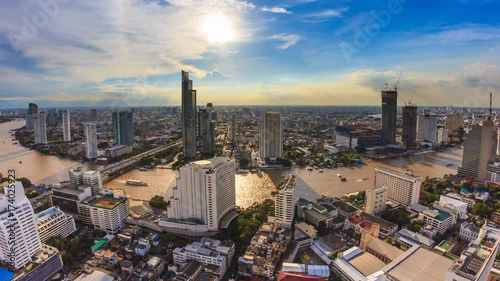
[79,193,130,234]
[62,110,71,142]
[418,208,454,236]
[417,112,438,143]
[34,111,48,144]
[69,167,84,188]
[173,238,234,278]
[163,157,236,233]
[459,222,480,242]
[437,127,449,144]
[439,194,468,220]
[374,167,421,206]
[36,206,77,243]
[275,174,296,228]
[83,170,102,196]
[0,182,43,269]
[259,112,283,160]
[364,187,387,215]
[84,122,98,159]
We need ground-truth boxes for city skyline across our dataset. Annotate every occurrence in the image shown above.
[0,1,499,108]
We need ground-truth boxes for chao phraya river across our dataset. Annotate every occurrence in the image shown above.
[0,120,462,208]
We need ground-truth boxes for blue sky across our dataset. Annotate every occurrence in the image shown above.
[0,0,499,108]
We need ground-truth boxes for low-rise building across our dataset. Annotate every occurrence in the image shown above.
[395,229,435,250]
[331,201,359,219]
[297,199,334,228]
[459,222,480,242]
[36,206,77,243]
[439,194,468,220]
[418,208,454,236]
[445,241,499,281]
[358,212,398,238]
[104,145,133,158]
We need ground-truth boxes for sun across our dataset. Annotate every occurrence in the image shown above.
[203,13,234,43]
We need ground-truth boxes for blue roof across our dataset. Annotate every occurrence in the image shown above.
[460,189,470,194]
[0,268,14,281]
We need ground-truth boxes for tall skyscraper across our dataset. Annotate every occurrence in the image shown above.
[83,170,103,196]
[259,112,283,160]
[164,157,236,232]
[0,182,43,269]
[230,113,236,147]
[458,114,497,181]
[112,111,134,146]
[181,70,197,159]
[402,104,417,148]
[89,109,97,122]
[199,109,216,154]
[374,167,421,206]
[381,89,398,145]
[417,110,438,143]
[34,111,47,144]
[84,122,98,159]
[62,110,71,142]
[26,103,38,130]
[275,174,296,228]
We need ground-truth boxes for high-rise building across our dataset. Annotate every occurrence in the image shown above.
[0,182,43,269]
[89,109,97,122]
[402,104,417,148]
[275,174,296,228]
[417,110,438,143]
[84,122,98,159]
[112,111,134,146]
[36,206,77,243]
[259,112,283,160]
[199,109,215,154]
[78,192,130,234]
[83,171,102,196]
[230,113,236,147]
[181,70,197,159]
[26,103,38,130]
[69,167,84,188]
[140,121,149,137]
[365,187,387,215]
[445,112,463,134]
[437,126,449,144]
[374,167,421,206]
[62,110,71,142]
[33,111,47,144]
[163,157,236,233]
[381,89,397,145]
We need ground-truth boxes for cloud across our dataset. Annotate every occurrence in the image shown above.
[201,70,229,83]
[269,34,302,49]
[261,6,292,14]
[400,24,500,46]
[304,7,349,19]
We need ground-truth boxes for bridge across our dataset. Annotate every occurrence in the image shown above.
[99,140,182,182]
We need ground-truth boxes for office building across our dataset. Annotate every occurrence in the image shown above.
[199,109,216,154]
[181,70,197,159]
[162,157,236,233]
[259,112,283,160]
[230,113,236,147]
[381,89,397,145]
[89,109,97,122]
[26,103,38,130]
[62,110,71,142]
[84,122,98,159]
[445,112,463,134]
[79,193,130,234]
[402,104,417,148]
[140,121,149,137]
[417,110,438,143]
[364,187,387,215]
[112,111,134,146]
[374,167,421,206]
[0,182,43,269]
[275,174,296,228]
[83,170,103,196]
[69,167,84,188]
[458,120,497,182]
[51,185,92,216]
[33,111,47,144]
[36,206,77,243]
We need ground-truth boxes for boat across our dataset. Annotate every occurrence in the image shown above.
[405,170,414,176]
[306,166,313,171]
[139,167,149,171]
[446,163,453,167]
[319,169,323,173]
[337,173,342,178]
[341,178,347,182]
[19,161,22,164]
[126,180,148,186]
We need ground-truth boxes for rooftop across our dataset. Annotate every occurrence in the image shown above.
[423,208,452,222]
[349,252,387,276]
[397,229,435,247]
[83,193,128,209]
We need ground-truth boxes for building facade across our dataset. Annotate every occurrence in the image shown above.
[417,111,438,143]
[26,103,38,130]
[84,122,98,159]
[259,112,283,160]
[364,187,387,215]
[36,206,77,243]
[402,104,417,148]
[34,111,47,144]
[445,112,463,134]
[112,111,134,146]
[83,170,102,196]
[374,167,421,206]
[79,193,130,234]
[381,89,397,145]
[275,175,296,228]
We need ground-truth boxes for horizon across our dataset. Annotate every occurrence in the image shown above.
[1,1,499,108]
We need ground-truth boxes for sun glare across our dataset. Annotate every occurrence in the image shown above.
[204,13,234,43]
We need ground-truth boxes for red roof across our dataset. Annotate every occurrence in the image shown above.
[278,272,325,281]
[348,215,372,229]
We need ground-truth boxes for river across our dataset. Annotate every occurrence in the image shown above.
[0,120,462,208]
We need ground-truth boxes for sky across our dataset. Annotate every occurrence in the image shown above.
[0,0,499,108]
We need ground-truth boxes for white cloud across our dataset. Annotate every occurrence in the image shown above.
[269,34,302,49]
[304,7,349,19]
[262,6,292,14]
[400,24,500,46]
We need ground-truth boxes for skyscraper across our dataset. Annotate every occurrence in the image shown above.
[62,110,71,142]
[89,109,97,122]
[181,70,197,159]
[0,182,43,269]
[199,109,216,154]
[34,111,47,144]
[163,157,236,232]
[230,113,236,147]
[84,122,98,159]
[275,174,296,228]
[381,89,398,145]
[402,104,417,148]
[112,111,134,146]
[417,110,438,143]
[445,112,463,134]
[259,112,283,160]
[26,103,38,130]
[140,121,149,137]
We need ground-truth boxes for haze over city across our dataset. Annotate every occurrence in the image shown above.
[1,0,500,108]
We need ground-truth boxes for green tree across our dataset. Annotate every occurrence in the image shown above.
[149,195,169,210]
[25,190,39,199]
[17,177,32,188]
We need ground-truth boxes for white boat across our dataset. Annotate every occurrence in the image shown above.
[337,173,342,178]
[306,166,313,171]
[319,169,323,173]
[126,180,148,186]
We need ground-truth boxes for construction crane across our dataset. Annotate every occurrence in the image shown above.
[409,89,416,104]
[394,72,402,91]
